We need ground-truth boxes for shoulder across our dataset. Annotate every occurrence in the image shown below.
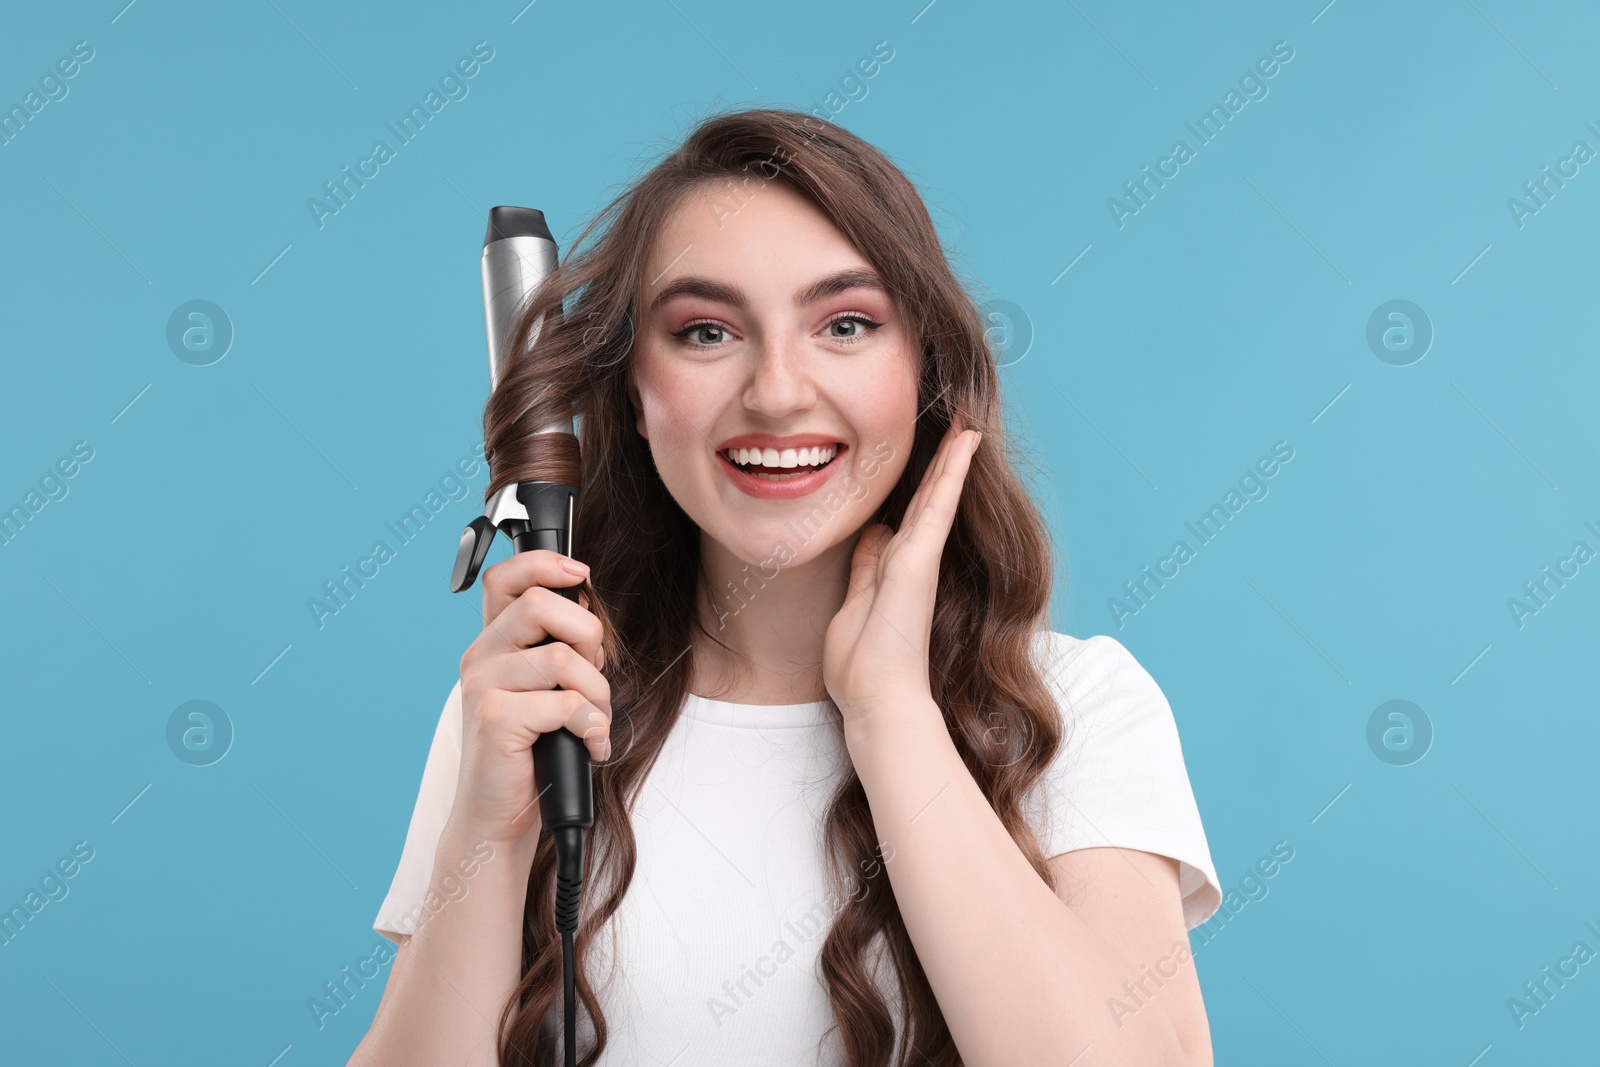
[1026,626,1186,779]
[1029,629,1165,719]
[1024,628,1222,929]
[1026,629,1193,807]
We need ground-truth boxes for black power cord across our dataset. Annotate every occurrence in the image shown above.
[552,825,585,1066]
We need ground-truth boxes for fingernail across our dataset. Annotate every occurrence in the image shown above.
[562,558,590,576]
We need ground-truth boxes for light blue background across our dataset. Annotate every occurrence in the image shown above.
[2,1,1596,1063]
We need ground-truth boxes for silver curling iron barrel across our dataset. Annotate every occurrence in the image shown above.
[450,205,592,1067]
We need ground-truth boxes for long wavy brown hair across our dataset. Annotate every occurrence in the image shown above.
[482,105,1067,1066]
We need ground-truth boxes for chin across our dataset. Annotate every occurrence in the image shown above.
[705,517,851,574]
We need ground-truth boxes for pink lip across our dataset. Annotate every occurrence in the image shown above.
[716,443,849,500]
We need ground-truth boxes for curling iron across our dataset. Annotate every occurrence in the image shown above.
[450,205,592,1066]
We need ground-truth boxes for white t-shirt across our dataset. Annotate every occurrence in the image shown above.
[373,630,1221,1064]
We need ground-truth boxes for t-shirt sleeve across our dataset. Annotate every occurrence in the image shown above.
[373,678,464,944]
[1026,631,1222,930]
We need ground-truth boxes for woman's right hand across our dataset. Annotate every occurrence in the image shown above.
[451,549,610,848]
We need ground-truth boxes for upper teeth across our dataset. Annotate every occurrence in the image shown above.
[724,444,838,468]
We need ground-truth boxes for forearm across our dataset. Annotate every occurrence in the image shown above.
[846,696,1193,1066]
[351,823,536,1066]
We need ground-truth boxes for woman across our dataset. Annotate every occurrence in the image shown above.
[353,106,1220,1066]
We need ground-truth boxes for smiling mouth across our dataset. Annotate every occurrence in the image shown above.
[719,444,843,480]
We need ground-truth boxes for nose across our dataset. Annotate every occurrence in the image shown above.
[740,329,817,418]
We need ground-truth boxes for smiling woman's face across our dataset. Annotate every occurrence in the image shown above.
[627,180,921,568]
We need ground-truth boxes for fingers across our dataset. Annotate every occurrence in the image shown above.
[904,424,965,516]
[466,636,610,727]
[475,687,613,763]
[478,584,605,667]
[903,424,980,542]
[480,549,589,628]
[847,523,891,591]
[467,639,608,764]
[927,429,979,525]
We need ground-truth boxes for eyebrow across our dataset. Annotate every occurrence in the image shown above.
[647,267,886,314]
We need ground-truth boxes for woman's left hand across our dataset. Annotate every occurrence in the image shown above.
[823,423,982,735]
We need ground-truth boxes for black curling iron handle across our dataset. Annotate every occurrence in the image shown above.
[528,591,592,935]
[512,481,594,937]
[526,586,594,834]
